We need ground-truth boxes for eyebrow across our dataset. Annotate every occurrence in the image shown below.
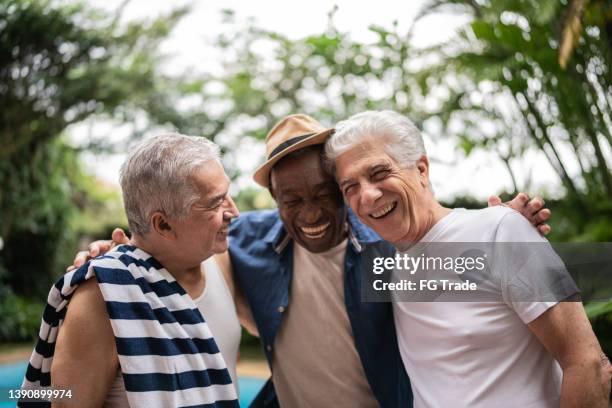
[339,178,355,190]
[202,187,229,208]
[207,193,226,204]
[339,163,390,188]
[370,164,390,173]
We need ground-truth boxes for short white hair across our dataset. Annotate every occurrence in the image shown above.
[324,110,426,173]
[120,133,221,236]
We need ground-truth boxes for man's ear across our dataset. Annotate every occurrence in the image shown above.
[268,171,277,200]
[151,212,174,239]
[416,155,430,188]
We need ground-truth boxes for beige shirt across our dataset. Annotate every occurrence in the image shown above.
[271,240,380,408]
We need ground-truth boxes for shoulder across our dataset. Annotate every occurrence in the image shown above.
[455,206,540,238]
[208,254,235,296]
[67,278,109,322]
[489,206,545,243]
[459,205,516,224]
[55,278,114,364]
[430,206,542,243]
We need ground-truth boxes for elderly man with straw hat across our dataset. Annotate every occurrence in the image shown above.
[73,114,551,407]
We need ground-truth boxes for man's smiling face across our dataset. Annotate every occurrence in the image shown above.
[270,146,347,253]
[334,139,430,245]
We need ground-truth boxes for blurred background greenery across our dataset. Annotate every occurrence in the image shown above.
[0,0,610,356]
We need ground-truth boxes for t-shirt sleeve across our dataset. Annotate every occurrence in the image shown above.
[493,210,580,323]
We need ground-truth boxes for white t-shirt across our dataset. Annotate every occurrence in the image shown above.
[393,206,572,408]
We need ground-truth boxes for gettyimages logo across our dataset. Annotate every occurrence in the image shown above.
[361,242,609,303]
[372,252,487,275]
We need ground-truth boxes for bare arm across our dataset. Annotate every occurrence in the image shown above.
[51,279,118,407]
[214,251,259,337]
[528,302,611,407]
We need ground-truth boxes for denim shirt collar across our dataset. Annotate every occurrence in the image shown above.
[265,208,385,254]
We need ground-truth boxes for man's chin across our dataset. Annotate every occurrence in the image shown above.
[296,236,336,253]
[368,225,404,245]
[212,239,229,254]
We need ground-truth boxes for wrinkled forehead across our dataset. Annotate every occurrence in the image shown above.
[190,161,230,197]
[270,146,334,191]
[335,141,394,178]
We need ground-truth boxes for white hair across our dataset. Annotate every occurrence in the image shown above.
[324,110,426,173]
[119,133,221,236]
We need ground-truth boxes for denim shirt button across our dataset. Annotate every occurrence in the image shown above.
[277,306,285,313]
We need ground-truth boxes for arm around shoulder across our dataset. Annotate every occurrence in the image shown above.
[214,252,259,337]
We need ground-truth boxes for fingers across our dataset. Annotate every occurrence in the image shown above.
[488,195,502,207]
[537,224,551,236]
[534,208,550,224]
[88,243,100,258]
[71,250,91,270]
[527,197,544,214]
[112,228,129,244]
[510,192,530,208]
[65,230,128,274]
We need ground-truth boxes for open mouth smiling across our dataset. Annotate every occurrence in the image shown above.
[369,202,397,219]
[299,222,331,239]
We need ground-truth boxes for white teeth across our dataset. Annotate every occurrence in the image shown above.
[300,222,330,239]
[300,222,330,234]
[370,202,396,219]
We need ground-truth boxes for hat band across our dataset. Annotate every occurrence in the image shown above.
[267,133,315,159]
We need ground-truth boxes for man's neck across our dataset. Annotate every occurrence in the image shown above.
[130,235,205,298]
[395,200,452,251]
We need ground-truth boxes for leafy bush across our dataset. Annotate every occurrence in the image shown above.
[0,285,44,342]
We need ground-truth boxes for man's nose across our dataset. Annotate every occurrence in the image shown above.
[223,195,240,220]
[361,183,383,207]
[301,202,322,224]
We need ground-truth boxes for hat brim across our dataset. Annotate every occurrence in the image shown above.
[253,128,334,189]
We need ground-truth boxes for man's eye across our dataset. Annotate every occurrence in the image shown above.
[344,185,356,196]
[317,191,333,199]
[372,170,389,181]
[284,199,301,206]
[209,199,224,210]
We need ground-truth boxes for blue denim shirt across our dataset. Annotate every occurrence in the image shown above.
[228,209,412,408]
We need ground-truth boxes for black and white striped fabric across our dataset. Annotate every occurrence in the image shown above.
[20,244,239,408]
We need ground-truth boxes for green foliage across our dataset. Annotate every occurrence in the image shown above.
[0,0,189,340]
[0,285,43,342]
[234,187,276,212]
[414,0,612,210]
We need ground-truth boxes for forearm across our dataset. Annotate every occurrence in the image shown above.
[560,356,610,408]
[236,293,259,337]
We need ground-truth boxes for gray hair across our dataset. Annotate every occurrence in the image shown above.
[120,133,221,236]
[324,110,426,173]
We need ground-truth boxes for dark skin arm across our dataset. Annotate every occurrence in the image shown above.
[488,192,551,235]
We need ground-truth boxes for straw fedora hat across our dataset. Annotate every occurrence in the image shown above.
[253,114,334,188]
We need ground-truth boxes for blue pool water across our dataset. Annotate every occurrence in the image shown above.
[0,360,263,407]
